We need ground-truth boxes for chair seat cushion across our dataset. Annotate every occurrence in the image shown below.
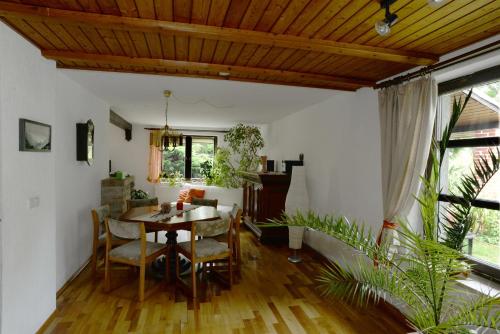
[109,240,167,261]
[178,238,229,258]
[98,232,130,242]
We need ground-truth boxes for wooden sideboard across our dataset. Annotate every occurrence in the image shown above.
[241,172,290,244]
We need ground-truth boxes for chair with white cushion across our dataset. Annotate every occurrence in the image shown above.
[213,204,243,276]
[175,217,233,300]
[104,218,169,302]
[91,205,129,276]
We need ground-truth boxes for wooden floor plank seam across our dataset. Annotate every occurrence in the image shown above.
[39,230,410,334]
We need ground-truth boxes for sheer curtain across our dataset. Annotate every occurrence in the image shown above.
[147,131,162,183]
[378,76,437,239]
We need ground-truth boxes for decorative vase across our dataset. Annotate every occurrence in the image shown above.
[285,166,309,263]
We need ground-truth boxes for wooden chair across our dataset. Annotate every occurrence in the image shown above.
[214,205,243,276]
[231,206,243,274]
[127,197,159,242]
[175,217,233,300]
[91,205,129,276]
[104,218,169,302]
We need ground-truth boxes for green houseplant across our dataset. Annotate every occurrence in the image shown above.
[212,123,264,188]
[274,211,499,333]
[200,160,214,185]
[159,170,184,187]
[417,90,500,250]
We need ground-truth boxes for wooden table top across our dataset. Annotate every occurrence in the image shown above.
[119,205,220,232]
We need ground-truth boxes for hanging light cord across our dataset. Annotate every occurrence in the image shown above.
[171,93,235,109]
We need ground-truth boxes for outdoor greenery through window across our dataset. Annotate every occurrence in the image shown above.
[162,146,185,176]
[191,137,215,179]
[162,136,216,180]
[439,80,500,270]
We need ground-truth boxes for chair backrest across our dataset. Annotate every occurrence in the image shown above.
[127,197,159,210]
[92,205,110,235]
[191,197,218,208]
[195,218,230,237]
[106,218,141,240]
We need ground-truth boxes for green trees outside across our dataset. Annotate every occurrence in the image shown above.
[446,146,500,265]
[161,139,215,180]
[162,146,185,176]
[191,140,214,179]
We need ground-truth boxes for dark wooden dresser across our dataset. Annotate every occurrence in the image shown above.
[241,172,290,243]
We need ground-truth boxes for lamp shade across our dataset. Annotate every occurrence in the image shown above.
[285,166,309,214]
[285,166,309,251]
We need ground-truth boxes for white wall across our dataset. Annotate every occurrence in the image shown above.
[54,74,109,290]
[0,23,57,334]
[0,23,109,333]
[267,88,383,232]
[109,124,228,195]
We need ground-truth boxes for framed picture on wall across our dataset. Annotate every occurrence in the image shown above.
[19,118,52,152]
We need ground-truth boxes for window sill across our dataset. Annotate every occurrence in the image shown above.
[457,273,500,297]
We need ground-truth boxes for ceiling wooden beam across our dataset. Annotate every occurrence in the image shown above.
[56,65,356,91]
[109,109,132,141]
[0,2,438,66]
[42,50,375,89]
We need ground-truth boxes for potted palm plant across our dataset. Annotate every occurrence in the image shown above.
[274,211,499,333]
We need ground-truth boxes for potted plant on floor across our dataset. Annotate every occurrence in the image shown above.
[274,211,499,333]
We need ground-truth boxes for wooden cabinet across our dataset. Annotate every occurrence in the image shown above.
[101,176,134,218]
[241,172,290,243]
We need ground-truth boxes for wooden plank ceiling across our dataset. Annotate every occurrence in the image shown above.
[0,0,498,91]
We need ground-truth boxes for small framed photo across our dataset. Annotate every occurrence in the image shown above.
[19,118,52,152]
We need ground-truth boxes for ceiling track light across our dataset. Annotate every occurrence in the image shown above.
[427,0,446,8]
[375,0,398,37]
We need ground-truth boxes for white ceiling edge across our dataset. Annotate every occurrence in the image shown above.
[61,69,342,128]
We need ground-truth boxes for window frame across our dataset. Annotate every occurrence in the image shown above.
[163,135,217,180]
[437,68,500,282]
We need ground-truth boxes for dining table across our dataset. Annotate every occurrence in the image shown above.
[119,204,221,280]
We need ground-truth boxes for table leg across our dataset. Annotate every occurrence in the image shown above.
[151,231,190,281]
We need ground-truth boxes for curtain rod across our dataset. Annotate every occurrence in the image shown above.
[375,40,500,89]
[144,127,229,133]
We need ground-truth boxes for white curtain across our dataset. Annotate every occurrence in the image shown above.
[379,76,437,228]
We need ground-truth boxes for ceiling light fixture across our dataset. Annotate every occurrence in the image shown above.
[427,0,446,8]
[160,90,183,152]
[375,0,398,37]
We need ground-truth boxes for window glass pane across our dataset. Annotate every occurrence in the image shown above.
[443,146,500,202]
[467,207,500,267]
[162,146,185,177]
[439,204,500,268]
[191,137,215,179]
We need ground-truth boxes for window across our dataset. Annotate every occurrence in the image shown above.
[162,136,216,179]
[438,76,499,279]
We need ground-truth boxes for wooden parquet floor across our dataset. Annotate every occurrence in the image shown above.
[41,230,410,334]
